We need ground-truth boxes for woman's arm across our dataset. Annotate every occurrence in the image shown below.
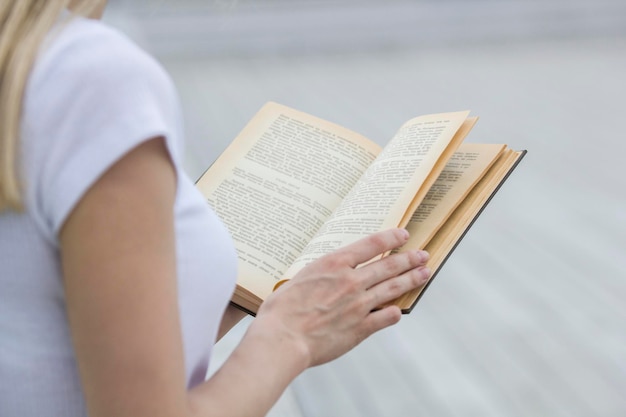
[59,138,186,416]
[60,137,430,417]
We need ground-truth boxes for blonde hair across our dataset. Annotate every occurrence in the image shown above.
[0,0,103,211]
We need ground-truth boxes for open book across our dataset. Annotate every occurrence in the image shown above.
[196,102,526,315]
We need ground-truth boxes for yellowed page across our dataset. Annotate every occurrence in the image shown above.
[404,143,506,249]
[196,102,381,300]
[393,148,525,311]
[398,116,478,226]
[284,111,472,278]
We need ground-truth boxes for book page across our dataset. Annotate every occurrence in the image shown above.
[392,148,525,311]
[404,143,505,250]
[284,111,472,278]
[196,103,381,298]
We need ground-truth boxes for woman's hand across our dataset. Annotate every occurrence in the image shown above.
[196,229,429,416]
[252,228,430,368]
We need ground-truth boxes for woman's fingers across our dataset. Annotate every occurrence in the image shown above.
[359,248,430,290]
[360,306,403,336]
[320,228,431,293]
[334,228,411,268]
[364,264,431,308]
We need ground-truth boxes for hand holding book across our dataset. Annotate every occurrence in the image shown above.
[252,228,430,367]
[196,102,525,315]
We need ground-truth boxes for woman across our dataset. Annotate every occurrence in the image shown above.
[0,1,431,416]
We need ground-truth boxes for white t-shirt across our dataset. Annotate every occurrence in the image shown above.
[0,14,238,416]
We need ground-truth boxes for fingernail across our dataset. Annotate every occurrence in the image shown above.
[400,229,410,240]
[420,266,431,282]
[417,250,430,262]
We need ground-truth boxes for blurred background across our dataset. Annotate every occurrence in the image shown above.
[104,1,626,416]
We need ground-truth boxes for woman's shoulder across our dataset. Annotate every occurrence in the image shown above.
[33,15,171,94]
[21,15,184,239]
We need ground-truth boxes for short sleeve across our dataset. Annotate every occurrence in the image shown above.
[21,17,184,243]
